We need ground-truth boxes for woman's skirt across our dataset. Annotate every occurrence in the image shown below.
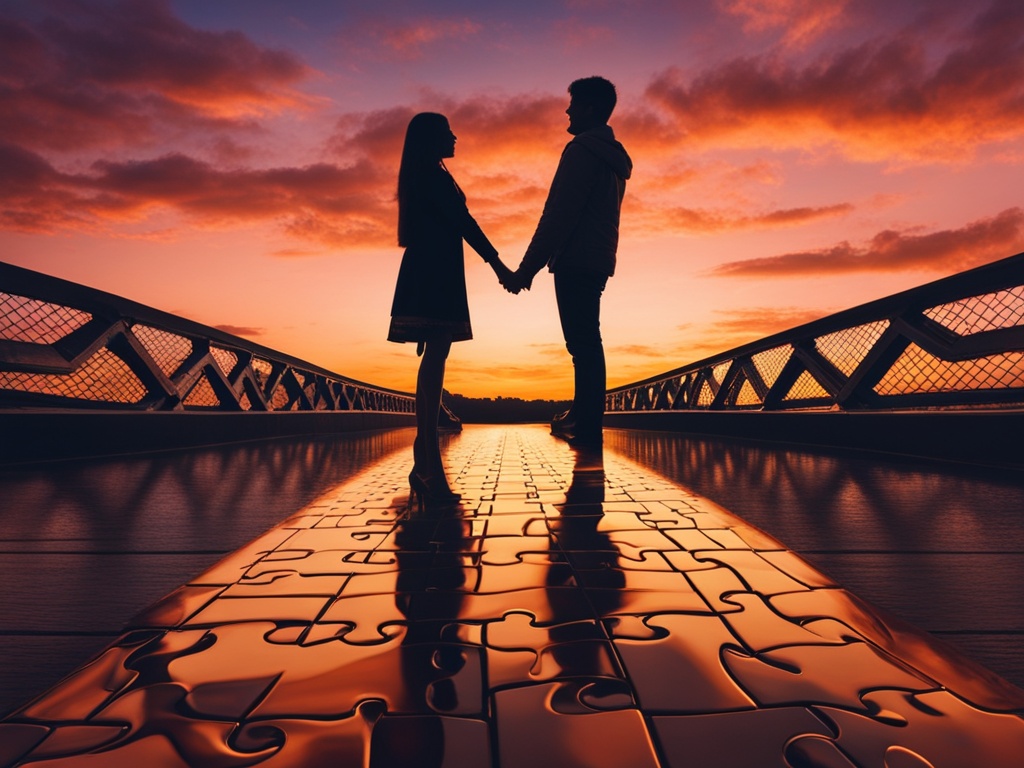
[388,243,472,343]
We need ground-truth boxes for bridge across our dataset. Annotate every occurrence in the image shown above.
[1,256,1023,766]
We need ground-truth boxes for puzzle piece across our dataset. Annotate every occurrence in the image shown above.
[693,550,813,595]
[88,681,279,766]
[769,588,1024,712]
[494,683,660,768]
[18,643,139,721]
[721,640,934,710]
[652,707,834,768]
[164,621,484,719]
[222,571,349,598]
[282,527,392,553]
[720,592,851,653]
[819,689,1024,767]
[482,612,623,689]
[243,549,398,579]
[367,713,491,768]
[186,528,301,586]
[230,700,379,768]
[0,724,51,766]
[613,613,756,712]
[128,585,225,628]
[184,595,333,626]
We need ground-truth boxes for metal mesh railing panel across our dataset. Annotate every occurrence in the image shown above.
[270,385,291,411]
[751,346,791,388]
[735,379,761,406]
[133,324,192,378]
[1,265,415,415]
[303,378,319,410]
[251,358,273,387]
[0,347,146,403]
[183,375,220,407]
[210,347,238,377]
[711,361,731,385]
[696,379,715,407]
[875,344,1024,395]
[0,293,92,344]
[924,286,1024,336]
[815,320,889,377]
[784,371,830,401]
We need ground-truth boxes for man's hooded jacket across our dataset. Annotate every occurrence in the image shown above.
[520,124,633,279]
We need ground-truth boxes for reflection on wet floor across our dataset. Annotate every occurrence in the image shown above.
[0,429,414,717]
[604,430,1024,688]
[2,425,1023,766]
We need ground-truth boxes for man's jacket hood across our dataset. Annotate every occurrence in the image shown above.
[573,125,633,182]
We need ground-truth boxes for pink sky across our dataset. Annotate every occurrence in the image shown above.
[2,0,1023,398]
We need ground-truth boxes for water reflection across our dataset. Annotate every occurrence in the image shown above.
[0,428,415,717]
[6,425,1024,765]
[546,446,626,689]
[604,428,1024,688]
[604,430,1024,553]
[0,430,415,552]
[369,507,473,767]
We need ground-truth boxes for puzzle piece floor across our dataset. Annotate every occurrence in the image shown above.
[3,425,1023,767]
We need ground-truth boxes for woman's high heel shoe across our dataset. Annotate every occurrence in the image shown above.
[409,470,461,509]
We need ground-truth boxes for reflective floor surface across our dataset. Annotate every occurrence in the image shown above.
[2,425,1023,767]
[0,430,414,718]
[604,430,1024,688]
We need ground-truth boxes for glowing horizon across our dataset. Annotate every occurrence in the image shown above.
[2,0,1023,399]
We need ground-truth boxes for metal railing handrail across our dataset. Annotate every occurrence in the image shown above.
[0,261,414,414]
[606,251,1024,413]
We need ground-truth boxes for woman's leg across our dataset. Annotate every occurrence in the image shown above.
[414,336,453,478]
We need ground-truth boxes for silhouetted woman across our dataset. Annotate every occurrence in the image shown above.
[388,112,513,505]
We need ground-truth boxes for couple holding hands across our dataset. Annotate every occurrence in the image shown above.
[388,76,632,506]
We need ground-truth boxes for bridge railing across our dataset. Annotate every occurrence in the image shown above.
[0,261,414,415]
[607,252,1024,414]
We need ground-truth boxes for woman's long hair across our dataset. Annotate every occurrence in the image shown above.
[397,112,449,247]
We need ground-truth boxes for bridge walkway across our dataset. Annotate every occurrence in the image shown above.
[2,425,1023,766]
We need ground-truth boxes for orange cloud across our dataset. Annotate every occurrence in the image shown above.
[632,200,853,234]
[647,1,1024,160]
[0,143,394,246]
[697,306,829,337]
[0,86,566,247]
[717,0,851,47]
[381,18,482,54]
[339,16,483,60]
[323,94,570,243]
[214,325,265,337]
[712,207,1024,277]
[328,94,567,169]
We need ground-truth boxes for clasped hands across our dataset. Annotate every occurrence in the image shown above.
[492,260,532,295]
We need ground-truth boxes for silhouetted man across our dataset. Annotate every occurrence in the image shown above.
[507,76,632,446]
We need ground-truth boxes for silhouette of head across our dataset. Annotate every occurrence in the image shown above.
[397,112,457,245]
[402,112,456,166]
[566,76,617,135]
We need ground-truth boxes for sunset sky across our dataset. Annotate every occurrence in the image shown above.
[2,0,1023,399]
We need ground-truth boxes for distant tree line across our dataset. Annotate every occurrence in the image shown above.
[444,392,571,424]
